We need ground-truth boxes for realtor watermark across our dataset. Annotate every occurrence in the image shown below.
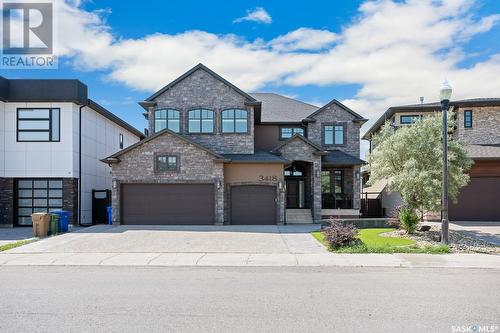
[451,325,499,333]
[1,0,57,68]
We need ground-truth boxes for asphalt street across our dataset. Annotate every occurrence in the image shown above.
[0,266,498,333]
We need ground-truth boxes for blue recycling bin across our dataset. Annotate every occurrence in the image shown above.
[52,210,70,232]
[107,206,112,225]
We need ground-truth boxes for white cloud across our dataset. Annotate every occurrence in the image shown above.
[233,7,272,24]
[22,0,500,155]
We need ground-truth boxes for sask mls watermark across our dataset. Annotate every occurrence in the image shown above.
[1,0,57,68]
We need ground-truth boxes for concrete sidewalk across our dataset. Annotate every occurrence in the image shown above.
[0,251,499,268]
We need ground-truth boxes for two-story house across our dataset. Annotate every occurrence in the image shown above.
[0,77,144,227]
[362,98,500,221]
[102,64,367,225]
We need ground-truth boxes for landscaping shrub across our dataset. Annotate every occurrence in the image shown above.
[322,219,359,249]
[399,207,419,234]
[386,218,401,229]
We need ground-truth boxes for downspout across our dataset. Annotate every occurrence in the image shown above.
[78,101,91,227]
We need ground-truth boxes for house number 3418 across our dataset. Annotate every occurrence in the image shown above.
[259,175,278,181]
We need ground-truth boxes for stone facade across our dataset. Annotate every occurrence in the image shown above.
[0,178,14,227]
[111,131,225,224]
[307,103,362,157]
[149,67,254,154]
[455,106,500,144]
[62,178,79,226]
[277,137,323,223]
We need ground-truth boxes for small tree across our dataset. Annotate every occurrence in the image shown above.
[368,114,473,218]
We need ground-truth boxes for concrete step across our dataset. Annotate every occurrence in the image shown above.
[286,209,313,224]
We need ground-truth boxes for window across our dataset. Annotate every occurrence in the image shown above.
[464,110,472,128]
[154,109,180,133]
[280,126,305,140]
[119,134,124,149]
[284,165,304,176]
[16,179,63,226]
[400,115,421,125]
[321,171,331,193]
[17,108,60,142]
[188,109,214,133]
[334,170,344,194]
[323,124,344,145]
[222,109,248,133]
[155,154,178,172]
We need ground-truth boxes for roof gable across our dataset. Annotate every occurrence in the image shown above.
[145,63,256,102]
[305,99,367,123]
[101,128,223,163]
[271,134,325,155]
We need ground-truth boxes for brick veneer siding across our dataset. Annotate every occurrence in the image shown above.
[307,104,362,157]
[455,106,500,144]
[110,131,225,225]
[63,178,79,226]
[149,67,254,154]
[0,178,14,227]
[277,138,322,223]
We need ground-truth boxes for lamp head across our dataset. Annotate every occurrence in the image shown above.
[440,80,452,102]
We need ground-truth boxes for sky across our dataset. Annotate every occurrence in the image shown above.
[2,0,500,157]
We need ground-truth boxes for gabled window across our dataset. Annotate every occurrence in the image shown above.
[155,154,178,172]
[280,126,305,140]
[464,110,472,128]
[400,115,421,125]
[222,109,248,133]
[323,124,344,145]
[188,109,214,133]
[154,109,180,133]
[17,108,60,142]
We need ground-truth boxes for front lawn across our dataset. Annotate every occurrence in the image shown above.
[312,228,450,254]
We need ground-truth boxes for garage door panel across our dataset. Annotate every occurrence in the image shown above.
[231,185,276,225]
[449,177,500,221]
[121,184,214,225]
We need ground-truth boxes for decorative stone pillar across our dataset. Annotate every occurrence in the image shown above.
[352,165,361,210]
[111,179,121,225]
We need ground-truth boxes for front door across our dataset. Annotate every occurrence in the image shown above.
[286,180,299,208]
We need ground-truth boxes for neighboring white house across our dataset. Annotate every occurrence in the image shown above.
[0,77,144,227]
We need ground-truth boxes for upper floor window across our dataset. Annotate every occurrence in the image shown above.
[155,154,178,172]
[188,109,214,133]
[323,124,344,145]
[222,109,248,133]
[280,126,305,140]
[119,133,124,149]
[17,108,60,142]
[154,109,180,133]
[464,110,472,128]
[400,115,421,125]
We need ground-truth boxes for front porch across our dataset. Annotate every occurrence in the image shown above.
[320,166,361,218]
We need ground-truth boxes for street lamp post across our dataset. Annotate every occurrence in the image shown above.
[440,80,452,244]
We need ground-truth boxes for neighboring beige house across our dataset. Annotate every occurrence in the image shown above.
[362,98,500,221]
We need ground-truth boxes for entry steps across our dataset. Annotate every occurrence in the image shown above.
[286,209,313,224]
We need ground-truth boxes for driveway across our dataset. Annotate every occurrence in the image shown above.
[0,228,35,247]
[450,221,500,246]
[4,224,326,254]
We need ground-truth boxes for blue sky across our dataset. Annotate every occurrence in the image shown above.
[3,0,500,156]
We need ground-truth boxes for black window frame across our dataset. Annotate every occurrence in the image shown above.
[221,109,249,134]
[188,109,215,134]
[155,154,179,172]
[119,133,124,149]
[154,109,181,133]
[17,108,61,142]
[464,110,473,128]
[400,115,422,125]
[322,123,345,146]
[15,178,63,226]
[279,126,306,140]
[333,170,344,194]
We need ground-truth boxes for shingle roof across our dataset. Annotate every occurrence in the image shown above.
[271,134,325,154]
[249,93,319,123]
[467,144,500,160]
[222,151,289,164]
[362,97,500,140]
[322,150,365,166]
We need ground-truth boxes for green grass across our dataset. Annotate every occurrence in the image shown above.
[0,239,37,252]
[312,228,450,254]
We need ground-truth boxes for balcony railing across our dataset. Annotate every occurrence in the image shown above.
[322,193,353,209]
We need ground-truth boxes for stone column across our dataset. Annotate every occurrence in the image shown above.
[352,165,361,210]
[111,179,121,225]
[0,178,14,227]
[312,159,323,223]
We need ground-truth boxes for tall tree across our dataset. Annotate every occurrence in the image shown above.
[368,114,473,215]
